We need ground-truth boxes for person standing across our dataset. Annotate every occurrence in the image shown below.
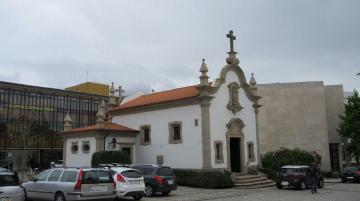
[307,162,320,194]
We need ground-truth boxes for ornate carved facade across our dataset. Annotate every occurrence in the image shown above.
[227,82,243,114]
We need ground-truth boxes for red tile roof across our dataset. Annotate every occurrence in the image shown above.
[111,85,200,111]
[61,121,138,135]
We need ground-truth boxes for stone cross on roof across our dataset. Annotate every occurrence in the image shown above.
[226,30,236,52]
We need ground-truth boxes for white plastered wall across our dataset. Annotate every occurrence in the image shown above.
[65,136,96,167]
[104,133,137,163]
[112,104,203,169]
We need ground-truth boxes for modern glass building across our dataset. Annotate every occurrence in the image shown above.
[0,81,108,170]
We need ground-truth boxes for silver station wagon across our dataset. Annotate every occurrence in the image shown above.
[22,168,116,201]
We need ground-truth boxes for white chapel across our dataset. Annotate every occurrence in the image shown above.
[61,31,261,174]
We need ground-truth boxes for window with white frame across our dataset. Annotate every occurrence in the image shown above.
[248,142,255,162]
[140,125,151,145]
[71,142,78,154]
[169,121,182,144]
[214,141,224,163]
[82,141,90,153]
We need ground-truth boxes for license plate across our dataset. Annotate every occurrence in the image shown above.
[130,180,141,184]
[168,180,174,185]
[281,181,289,186]
[90,185,106,191]
[347,176,354,179]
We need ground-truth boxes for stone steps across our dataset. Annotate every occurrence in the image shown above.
[232,173,275,189]
[233,176,268,183]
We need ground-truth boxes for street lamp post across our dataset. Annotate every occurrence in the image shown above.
[21,133,25,183]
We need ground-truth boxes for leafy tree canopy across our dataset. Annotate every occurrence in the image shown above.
[338,90,360,164]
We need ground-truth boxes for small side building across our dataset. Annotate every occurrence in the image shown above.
[60,101,139,167]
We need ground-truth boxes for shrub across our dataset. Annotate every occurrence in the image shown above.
[258,168,277,180]
[91,151,130,167]
[320,171,333,178]
[173,169,233,189]
[261,148,315,172]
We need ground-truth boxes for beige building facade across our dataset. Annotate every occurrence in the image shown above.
[257,81,345,172]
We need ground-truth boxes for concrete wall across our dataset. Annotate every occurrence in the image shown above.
[257,81,332,171]
[324,85,345,143]
[112,104,203,169]
[210,70,258,169]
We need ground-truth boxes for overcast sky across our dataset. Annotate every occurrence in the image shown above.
[0,0,359,94]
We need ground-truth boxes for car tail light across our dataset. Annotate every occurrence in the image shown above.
[74,169,83,192]
[154,175,165,185]
[117,173,125,182]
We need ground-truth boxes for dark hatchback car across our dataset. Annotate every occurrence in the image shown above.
[276,165,324,190]
[341,166,360,183]
[131,165,177,197]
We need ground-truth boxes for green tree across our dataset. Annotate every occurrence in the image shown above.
[338,90,360,164]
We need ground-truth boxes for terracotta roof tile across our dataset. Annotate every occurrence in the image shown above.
[111,85,200,111]
[61,121,138,135]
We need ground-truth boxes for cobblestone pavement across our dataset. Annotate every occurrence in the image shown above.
[125,182,360,201]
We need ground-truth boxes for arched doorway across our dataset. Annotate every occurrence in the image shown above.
[226,118,245,173]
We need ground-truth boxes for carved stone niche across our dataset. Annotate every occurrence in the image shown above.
[227,82,243,114]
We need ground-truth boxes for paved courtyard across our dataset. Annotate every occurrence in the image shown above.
[119,182,360,201]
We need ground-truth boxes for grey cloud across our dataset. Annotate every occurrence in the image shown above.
[0,0,359,94]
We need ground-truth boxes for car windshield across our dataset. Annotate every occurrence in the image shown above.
[133,167,154,175]
[0,175,18,187]
[82,170,112,184]
[280,168,300,174]
[157,167,173,176]
[344,167,359,172]
[122,170,142,178]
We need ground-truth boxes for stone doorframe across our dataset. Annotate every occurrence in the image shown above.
[226,118,246,173]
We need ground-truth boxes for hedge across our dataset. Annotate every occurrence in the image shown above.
[261,148,315,172]
[173,169,233,189]
[91,151,130,167]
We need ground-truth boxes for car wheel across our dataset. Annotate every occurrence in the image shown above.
[162,191,171,196]
[318,179,324,188]
[144,185,154,197]
[276,184,283,189]
[341,178,347,183]
[133,195,143,200]
[299,181,306,190]
[54,192,66,201]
